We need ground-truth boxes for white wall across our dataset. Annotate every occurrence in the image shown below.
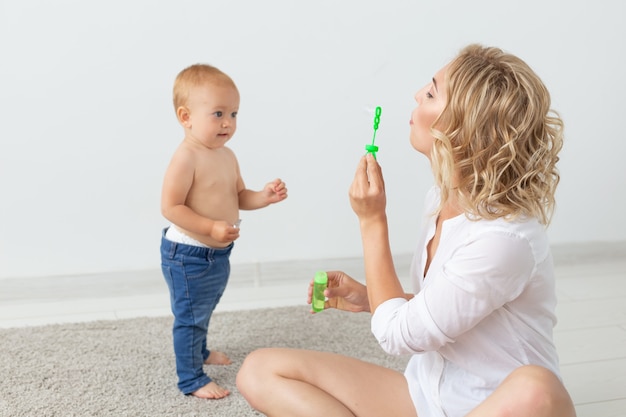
[1,0,624,279]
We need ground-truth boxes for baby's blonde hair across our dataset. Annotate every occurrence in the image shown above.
[172,64,238,112]
[431,44,564,225]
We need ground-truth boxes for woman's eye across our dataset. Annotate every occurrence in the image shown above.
[426,92,434,99]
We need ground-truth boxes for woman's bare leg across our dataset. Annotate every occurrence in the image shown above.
[467,365,576,417]
[236,347,417,417]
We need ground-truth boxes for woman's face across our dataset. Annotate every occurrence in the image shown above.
[409,65,448,158]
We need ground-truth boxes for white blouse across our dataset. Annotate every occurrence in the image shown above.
[371,186,561,417]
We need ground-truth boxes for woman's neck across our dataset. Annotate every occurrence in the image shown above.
[440,194,463,221]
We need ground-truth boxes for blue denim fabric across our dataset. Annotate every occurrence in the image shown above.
[160,228,233,394]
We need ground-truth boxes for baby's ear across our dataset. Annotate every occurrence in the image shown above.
[176,106,190,126]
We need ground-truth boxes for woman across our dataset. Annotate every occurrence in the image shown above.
[236,44,576,417]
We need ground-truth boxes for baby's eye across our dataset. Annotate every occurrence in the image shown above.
[214,111,223,117]
[231,112,238,118]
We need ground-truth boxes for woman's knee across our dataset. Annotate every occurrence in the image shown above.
[237,348,267,393]
[505,365,576,416]
[236,347,282,408]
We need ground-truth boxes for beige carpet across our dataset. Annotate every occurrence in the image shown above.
[0,306,409,416]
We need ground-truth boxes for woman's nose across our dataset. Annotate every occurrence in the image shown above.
[414,86,426,103]
[414,90,422,104]
[415,88,424,103]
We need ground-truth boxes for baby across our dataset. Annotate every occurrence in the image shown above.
[160,64,287,399]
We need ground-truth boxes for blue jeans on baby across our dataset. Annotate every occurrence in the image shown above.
[160,228,233,394]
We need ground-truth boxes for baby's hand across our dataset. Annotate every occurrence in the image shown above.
[210,220,240,243]
[264,178,288,204]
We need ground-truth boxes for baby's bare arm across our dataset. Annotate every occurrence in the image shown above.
[238,178,288,210]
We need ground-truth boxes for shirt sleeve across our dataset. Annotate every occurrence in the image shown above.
[371,231,535,355]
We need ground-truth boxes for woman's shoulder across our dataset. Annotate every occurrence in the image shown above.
[463,216,551,264]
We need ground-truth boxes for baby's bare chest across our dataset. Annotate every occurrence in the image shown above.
[193,155,238,191]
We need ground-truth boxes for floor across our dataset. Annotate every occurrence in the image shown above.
[1,243,625,417]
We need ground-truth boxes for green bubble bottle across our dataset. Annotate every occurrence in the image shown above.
[312,271,328,312]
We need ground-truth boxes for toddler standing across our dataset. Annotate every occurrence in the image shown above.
[160,64,287,399]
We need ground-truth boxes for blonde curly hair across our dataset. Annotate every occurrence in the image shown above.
[431,44,564,225]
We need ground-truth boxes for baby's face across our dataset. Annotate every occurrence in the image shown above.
[184,83,240,149]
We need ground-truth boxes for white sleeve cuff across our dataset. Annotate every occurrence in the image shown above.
[371,292,453,354]
[371,297,407,343]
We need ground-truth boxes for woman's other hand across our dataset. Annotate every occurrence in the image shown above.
[307,270,370,313]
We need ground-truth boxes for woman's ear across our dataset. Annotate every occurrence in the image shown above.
[176,106,191,127]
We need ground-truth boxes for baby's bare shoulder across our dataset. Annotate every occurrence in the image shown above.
[169,141,198,164]
[218,145,238,159]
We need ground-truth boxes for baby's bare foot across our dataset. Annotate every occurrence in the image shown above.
[191,381,230,399]
[204,351,232,365]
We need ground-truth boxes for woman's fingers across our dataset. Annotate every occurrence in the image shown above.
[349,154,386,216]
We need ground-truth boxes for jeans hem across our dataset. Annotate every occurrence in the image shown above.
[180,374,213,395]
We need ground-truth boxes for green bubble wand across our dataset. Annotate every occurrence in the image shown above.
[365,106,382,159]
